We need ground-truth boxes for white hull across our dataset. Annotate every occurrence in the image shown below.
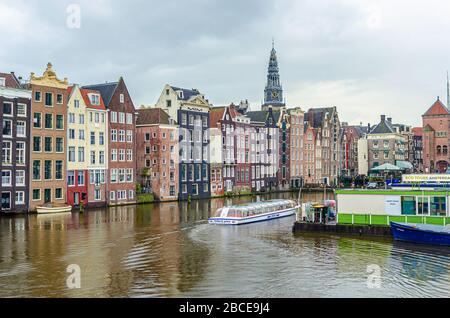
[208,207,297,225]
[36,205,72,214]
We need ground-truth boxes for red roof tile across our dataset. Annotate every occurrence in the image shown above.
[412,127,423,136]
[0,72,20,89]
[423,98,450,116]
[210,107,225,128]
[80,88,106,110]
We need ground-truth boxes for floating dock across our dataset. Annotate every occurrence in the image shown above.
[292,222,393,237]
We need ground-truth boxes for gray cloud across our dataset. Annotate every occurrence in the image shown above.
[1,0,449,127]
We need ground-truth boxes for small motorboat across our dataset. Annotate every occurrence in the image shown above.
[36,203,72,214]
[390,222,450,246]
[209,199,299,225]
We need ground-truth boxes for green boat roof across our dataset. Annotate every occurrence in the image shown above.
[335,189,450,196]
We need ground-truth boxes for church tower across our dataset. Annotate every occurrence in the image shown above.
[262,40,285,111]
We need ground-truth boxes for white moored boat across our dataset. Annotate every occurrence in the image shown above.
[36,203,72,214]
[208,199,299,225]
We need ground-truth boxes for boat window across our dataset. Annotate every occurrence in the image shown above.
[215,208,223,217]
[227,209,237,218]
[401,196,416,215]
[430,197,446,216]
[417,197,429,215]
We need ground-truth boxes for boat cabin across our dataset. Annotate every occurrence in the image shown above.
[214,200,297,219]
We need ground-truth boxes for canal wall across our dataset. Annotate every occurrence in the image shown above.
[292,222,393,238]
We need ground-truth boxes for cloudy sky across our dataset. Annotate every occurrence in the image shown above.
[1,0,449,127]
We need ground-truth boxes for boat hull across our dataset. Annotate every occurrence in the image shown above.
[208,208,296,225]
[390,222,450,246]
[36,206,72,214]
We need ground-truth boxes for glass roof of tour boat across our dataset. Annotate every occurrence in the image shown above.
[225,199,293,210]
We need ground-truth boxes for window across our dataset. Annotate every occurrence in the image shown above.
[120,94,124,103]
[99,132,104,145]
[55,188,62,200]
[169,186,175,196]
[166,100,171,107]
[95,112,99,123]
[44,160,52,180]
[32,189,40,201]
[16,170,25,186]
[126,169,133,182]
[203,183,209,193]
[44,114,53,129]
[16,142,25,165]
[56,94,63,104]
[56,138,64,153]
[55,161,63,180]
[119,149,125,161]
[44,137,52,152]
[119,112,125,123]
[15,191,25,205]
[33,160,41,180]
[126,130,133,142]
[192,184,199,196]
[1,193,11,210]
[67,171,75,186]
[33,136,42,152]
[79,129,85,140]
[33,113,42,128]
[126,113,132,124]
[111,111,117,123]
[417,197,429,215]
[110,169,118,183]
[69,129,75,139]
[33,91,42,104]
[128,190,134,200]
[2,171,11,186]
[111,149,117,162]
[74,99,80,108]
[119,130,125,142]
[77,171,84,186]
[90,151,96,164]
[56,115,64,129]
[90,132,96,145]
[78,147,85,162]
[90,94,100,105]
[99,151,105,164]
[126,149,132,161]
[2,119,12,136]
[16,121,26,137]
[2,141,12,164]
[117,190,127,200]
[110,191,115,201]
[94,189,101,201]
[0,77,5,86]
[111,130,117,142]
[45,92,53,106]
[430,197,446,216]
[68,113,75,124]
[68,147,76,162]
[401,196,416,215]
[3,102,12,116]
[145,133,150,141]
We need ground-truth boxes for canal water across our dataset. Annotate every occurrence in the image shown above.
[0,192,449,298]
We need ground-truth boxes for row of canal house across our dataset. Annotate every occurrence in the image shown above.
[0,63,137,214]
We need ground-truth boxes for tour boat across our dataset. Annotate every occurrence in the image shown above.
[36,203,72,214]
[390,222,450,246]
[208,199,299,225]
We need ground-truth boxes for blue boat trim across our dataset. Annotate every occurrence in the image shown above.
[390,222,450,246]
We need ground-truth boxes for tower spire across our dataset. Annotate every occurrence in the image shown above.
[263,40,284,108]
[447,70,449,108]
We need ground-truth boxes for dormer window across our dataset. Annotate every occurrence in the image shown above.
[90,94,100,105]
[0,77,5,87]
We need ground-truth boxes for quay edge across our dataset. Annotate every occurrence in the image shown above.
[292,222,393,238]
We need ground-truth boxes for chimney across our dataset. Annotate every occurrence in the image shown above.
[381,115,386,122]
[387,117,392,123]
[368,123,371,132]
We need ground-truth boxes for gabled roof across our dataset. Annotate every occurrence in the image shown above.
[306,107,335,128]
[81,88,106,110]
[412,127,423,136]
[170,86,201,101]
[369,116,395,134]
[246,111,268,123]
[423,124,435,132]
[136,108,171,125]
[210,107,226,128]
[0,72,21,89]
[423,98,450,116]
[82,82,119,107]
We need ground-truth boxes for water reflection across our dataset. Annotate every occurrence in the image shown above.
[0,191,448,298]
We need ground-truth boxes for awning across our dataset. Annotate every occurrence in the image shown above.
[396,161,413,170]
[371,163,401,171]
